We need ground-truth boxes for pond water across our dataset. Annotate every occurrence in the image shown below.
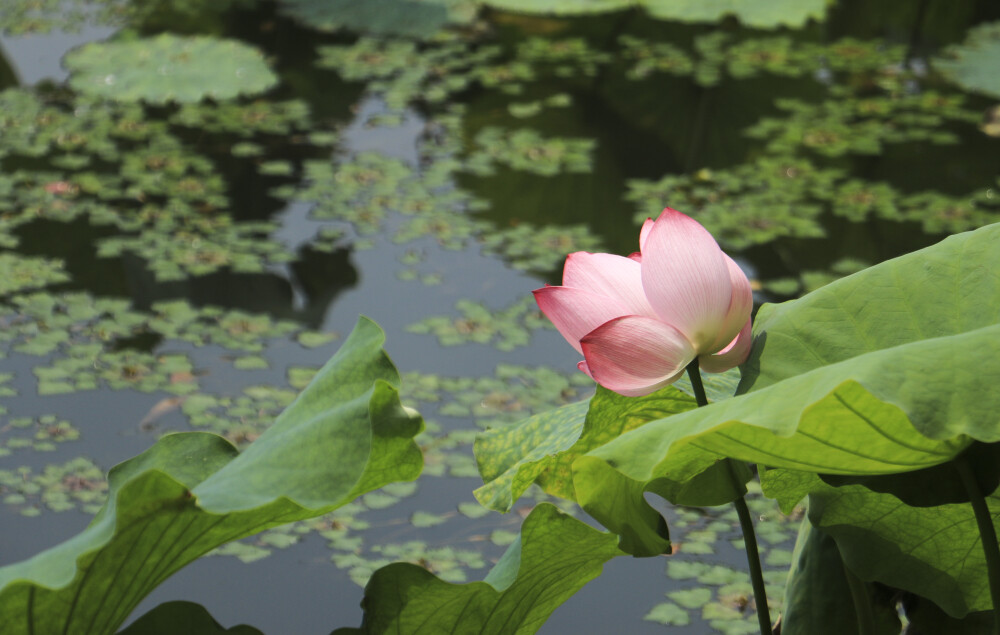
[1,0,999,633]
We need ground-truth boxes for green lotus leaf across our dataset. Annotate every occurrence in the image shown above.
[119,601,264,635]
[64,34,278,104]
[934,21,1000,99]
[0,317,423,635]
[642,0,827,28]
[483,0,827,27]
[473,367,741,515]
[801,471,1000,618]
[572,224,1000,556]
[333,503,623,634]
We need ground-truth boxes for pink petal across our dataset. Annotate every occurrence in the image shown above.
[628,251,642,262]
[639,217,655,251]
[640,208,732,352]
[563,252,656,318]
[699,319,752,373]
[580,315,695,397]
[577,360,594,380]
[534,286,631,354]
[706,255,754,353]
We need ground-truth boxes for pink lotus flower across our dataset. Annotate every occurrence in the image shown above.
[534,208,753,397]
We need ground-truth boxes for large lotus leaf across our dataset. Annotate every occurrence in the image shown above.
[276,0,450,38]
[119,602,264,635]
[794,469,1000,618]
[934,22,1000,99]
[64,35,278,104]
[333,503,624,634]
[483,0,827,27]
[740,223,1000,393]
[572,224,1000,556]
[642,0,827,28]
[0,317,423,635]
[473,369,739,513]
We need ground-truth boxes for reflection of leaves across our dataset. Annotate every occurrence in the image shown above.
[277,0,451,38]
[935,21,1000,99]
[65,34,278,104]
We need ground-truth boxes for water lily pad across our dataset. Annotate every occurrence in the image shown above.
[65,34,278,104]
[935,21,1000,99]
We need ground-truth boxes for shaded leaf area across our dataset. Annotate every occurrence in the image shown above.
[0,317,424,635]
[770,469,1000,619]
[275,0,451,39]
[935,21,1000,99]
[333,504,624,635]
[119,601,264,635]
[65,35,278,104]
[779,520,900,635]
[570,225,1000,556]
[0,0,252,36]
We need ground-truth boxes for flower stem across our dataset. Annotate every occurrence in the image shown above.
[955,455,1000,635]
[841,553,876,635]
[685,359,772,635]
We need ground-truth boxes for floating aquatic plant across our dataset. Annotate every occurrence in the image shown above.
[406,296,555,351]
[934,21,1000,99]
[465,127,594,176]
[628,158,838,250]
[64,34,279,104]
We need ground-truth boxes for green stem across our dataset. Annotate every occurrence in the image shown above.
[955,456,1000,635]
[685,360,772,635]
[841,553,876,635]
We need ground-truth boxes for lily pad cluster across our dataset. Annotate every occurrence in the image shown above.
[0,415,80,457]
[0,254,69,296]
[745,91,979,158]
[405,296,554,350]
[0,457,107,516]
[0,88,335,280]
[627,158,837,250]
[465,126,595,176]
